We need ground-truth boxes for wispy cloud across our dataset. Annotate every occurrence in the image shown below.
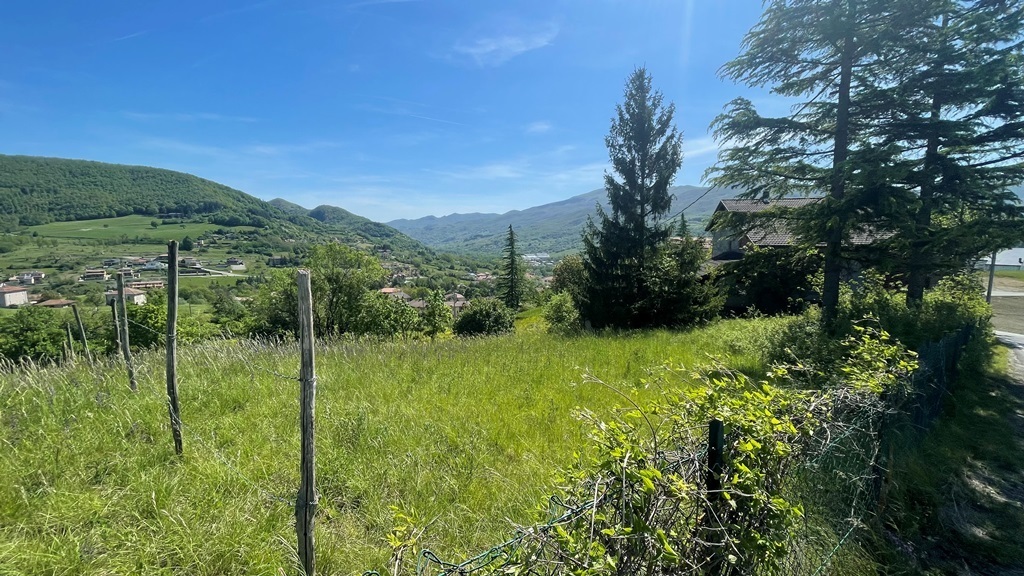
[525,121,552,134]
[123,111,259,123]
[453,23,559,67]
[429,161,527,180]
[682,137,719,159]
[240,140,343,156]
[359,102,468,127]
[110,31,148,43]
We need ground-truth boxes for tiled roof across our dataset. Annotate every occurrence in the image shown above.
[0,286,27,293]
[718,198,821,212]
[717,197,883,247]
[37,299,75,307]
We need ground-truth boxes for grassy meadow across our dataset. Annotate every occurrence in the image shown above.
[0,319,776,575]
[27,215,249,242]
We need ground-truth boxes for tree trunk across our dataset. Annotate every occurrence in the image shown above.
[822,23,855,331]
[907,16,947,306]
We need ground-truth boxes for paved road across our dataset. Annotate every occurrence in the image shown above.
[995,330,1024,378]
[991,290,1024,297]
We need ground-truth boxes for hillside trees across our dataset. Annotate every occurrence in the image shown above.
[582,68,684,328]
[421,289,453,338]
[497,225,526,310]
[248,243,387,338]
[648,222,724,326]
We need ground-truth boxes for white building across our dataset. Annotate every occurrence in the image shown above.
[0,286,29,307]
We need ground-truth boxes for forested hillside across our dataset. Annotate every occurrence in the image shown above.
[0,155,286,228]
[0,155,456,266]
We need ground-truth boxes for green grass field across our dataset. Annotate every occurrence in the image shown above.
[27,215,249,242]
[995,269,1024,282]
[0,320,775,575]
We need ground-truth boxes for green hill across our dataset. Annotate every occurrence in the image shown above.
[388,185,738,256]
[0,155,441,258]
[0,155,288,229]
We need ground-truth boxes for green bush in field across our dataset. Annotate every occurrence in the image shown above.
[453,298,515,337]
[543,292,580,335]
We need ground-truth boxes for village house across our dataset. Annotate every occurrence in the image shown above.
[444,292,470,318]
[102,258,121,267]
[36,298,76,309]
[181,257,202,268]
[380,287,411,301]
[0,285,29,307]
[143,261,168,271]
[126,279,165,290]
[18,271,46,285]
[706,198,881,262]
[226,257,244,266]
[81,269,110,282]
[104,288,147,306]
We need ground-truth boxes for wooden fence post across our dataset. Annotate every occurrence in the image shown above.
[110,301,121,357]
[296,269,317,576]
[167,241,183,456]
[116,272,137,391]
[65,323,76,363]
[707,419,724,499]
[71,303,93,364]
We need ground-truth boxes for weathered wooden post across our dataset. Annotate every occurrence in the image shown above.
[71,303,93,364]
[295,269,317,576]
[116,272,137,391]
[65,323,76,363]
[167,241,183,456]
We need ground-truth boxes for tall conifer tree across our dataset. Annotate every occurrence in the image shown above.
[498,224,526,310]
[582,67,683,328]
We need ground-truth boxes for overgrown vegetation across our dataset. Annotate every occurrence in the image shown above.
[0,321,770,575]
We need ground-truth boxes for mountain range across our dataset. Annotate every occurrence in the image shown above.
[387,185,738,256]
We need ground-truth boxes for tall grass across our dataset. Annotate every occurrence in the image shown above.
[0,319,776,575]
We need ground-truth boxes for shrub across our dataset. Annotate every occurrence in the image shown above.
[453,298,515,337]
[543,292,581,335]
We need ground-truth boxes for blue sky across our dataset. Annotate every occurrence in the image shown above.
[0,0,770,222]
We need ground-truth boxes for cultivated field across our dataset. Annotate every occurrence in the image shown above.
[27,215,251,242]
[0,320,773,574]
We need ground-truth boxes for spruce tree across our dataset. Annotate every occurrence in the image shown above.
[498,224,526,310]
[582,67,683,328]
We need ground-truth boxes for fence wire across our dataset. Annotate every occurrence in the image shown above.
[366,325,977,576]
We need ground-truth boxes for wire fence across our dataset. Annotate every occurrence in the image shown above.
[5,301,980,575]
[371,324,979,576]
